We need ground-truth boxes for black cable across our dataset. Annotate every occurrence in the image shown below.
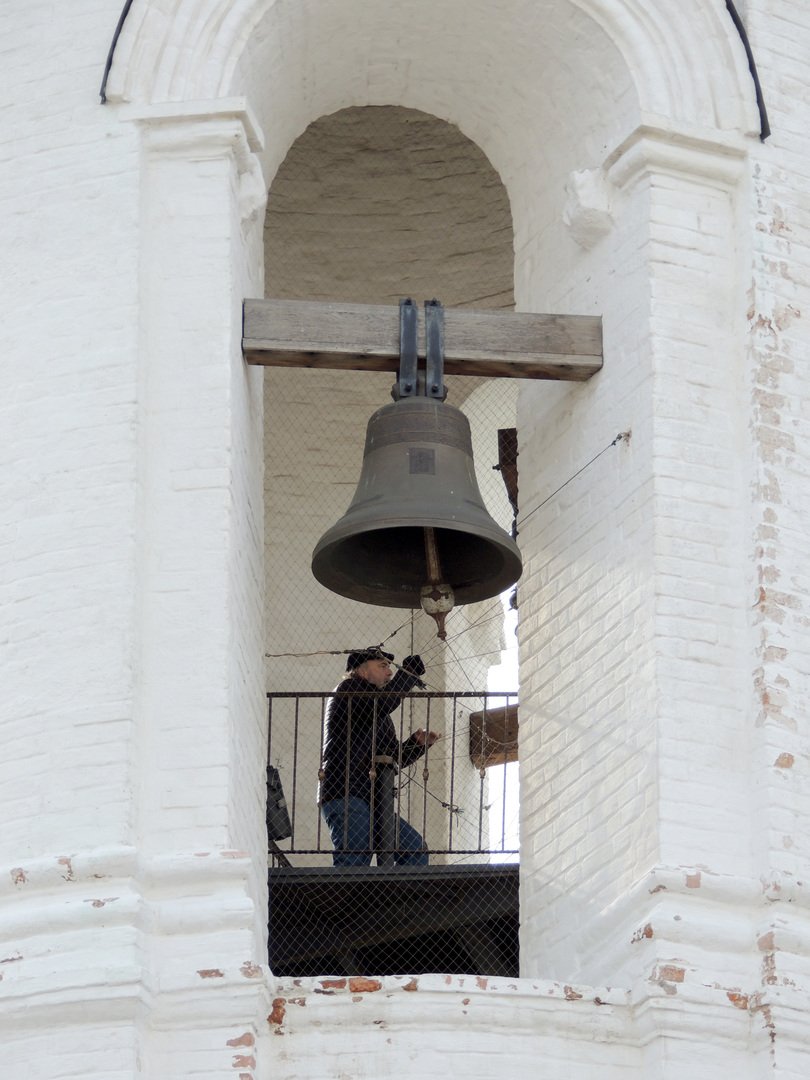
[517,431,630,530]
[725,0,770,141]
[99,0,135,104]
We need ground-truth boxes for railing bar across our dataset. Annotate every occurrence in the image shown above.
[404,694,412,839]
[420,698,430,852]
[448,694,458,852]
[267,696,273,766]
[266,691,516,699]
[477,694,487,850]
[369,699,378,856]
[501,729,508,852]
[316,696,326,852]
[396,695,407,855]
[290,697,300,848]
[266,695,274,862]
[275,848,520,856]
[342,698,353,852]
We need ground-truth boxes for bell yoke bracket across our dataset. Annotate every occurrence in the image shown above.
[395,298,448,402]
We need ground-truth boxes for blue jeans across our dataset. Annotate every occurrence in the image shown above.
[321,795,428,866]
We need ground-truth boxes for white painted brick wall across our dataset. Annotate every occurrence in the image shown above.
[743,3,810,1017]
[0,1,141,862]
[516,129,659,982]
[1,5,271,1071]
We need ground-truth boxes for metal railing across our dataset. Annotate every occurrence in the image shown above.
[266,690,519,866]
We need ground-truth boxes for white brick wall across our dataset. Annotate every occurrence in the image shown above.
[0,0,141,861]
[744,3,810,1018]
[1,6,271,1069]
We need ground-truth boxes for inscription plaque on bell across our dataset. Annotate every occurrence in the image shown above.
[409,448,435,475]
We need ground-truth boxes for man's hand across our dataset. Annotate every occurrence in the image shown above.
[402,654,426,676]
[411,728,440,748]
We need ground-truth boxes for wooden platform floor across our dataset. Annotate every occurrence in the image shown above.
[268,862,519,977]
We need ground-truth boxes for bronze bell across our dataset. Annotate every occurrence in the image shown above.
[311,396,522,613]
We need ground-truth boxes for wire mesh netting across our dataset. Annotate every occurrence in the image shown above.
[263,370,522,976]
[262,104,522,976]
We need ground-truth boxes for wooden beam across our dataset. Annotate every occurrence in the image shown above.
[243,298,602,381]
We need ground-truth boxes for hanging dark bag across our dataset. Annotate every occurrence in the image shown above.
[266,765,292,841]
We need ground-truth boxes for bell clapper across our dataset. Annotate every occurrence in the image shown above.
[421,527,455,640]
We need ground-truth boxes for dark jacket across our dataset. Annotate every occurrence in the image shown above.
[319,670,425,805]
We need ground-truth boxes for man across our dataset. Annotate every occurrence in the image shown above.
[320,646,440,866]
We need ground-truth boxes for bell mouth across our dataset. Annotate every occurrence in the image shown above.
[312,523,522,608]
[310,394,522,609]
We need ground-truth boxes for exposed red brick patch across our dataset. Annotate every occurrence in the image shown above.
[631,923,654,943]
[240,961,262,979]
[197,968,224,979]
[758,931,776,952]
[402,978,418,992]
[58,856,75,882]
[287,997,306,1007]
[239,1075,253,1080]
[320,978,346,991]
[220,850,249,859]
[658,965,685,983]
[349,977,381,993]
[462,997,470,1005]
[563,985,583,1000]
[232,1056,256,1069]
[686,872,701,889]
[268,998,286,1025]
[774,752,794,769]
[476,976,488,990]
[10,868,27,886]
[226,1033,255,1048]
[728,991,750,1010]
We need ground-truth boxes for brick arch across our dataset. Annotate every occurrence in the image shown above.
[106,0,759,138]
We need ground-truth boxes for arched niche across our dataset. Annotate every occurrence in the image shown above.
[108,0,759,299]
[261,107,519,867]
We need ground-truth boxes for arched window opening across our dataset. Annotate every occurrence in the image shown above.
[262,106,521,977]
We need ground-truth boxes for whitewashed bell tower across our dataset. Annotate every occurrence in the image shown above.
[2,1,809,1077]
